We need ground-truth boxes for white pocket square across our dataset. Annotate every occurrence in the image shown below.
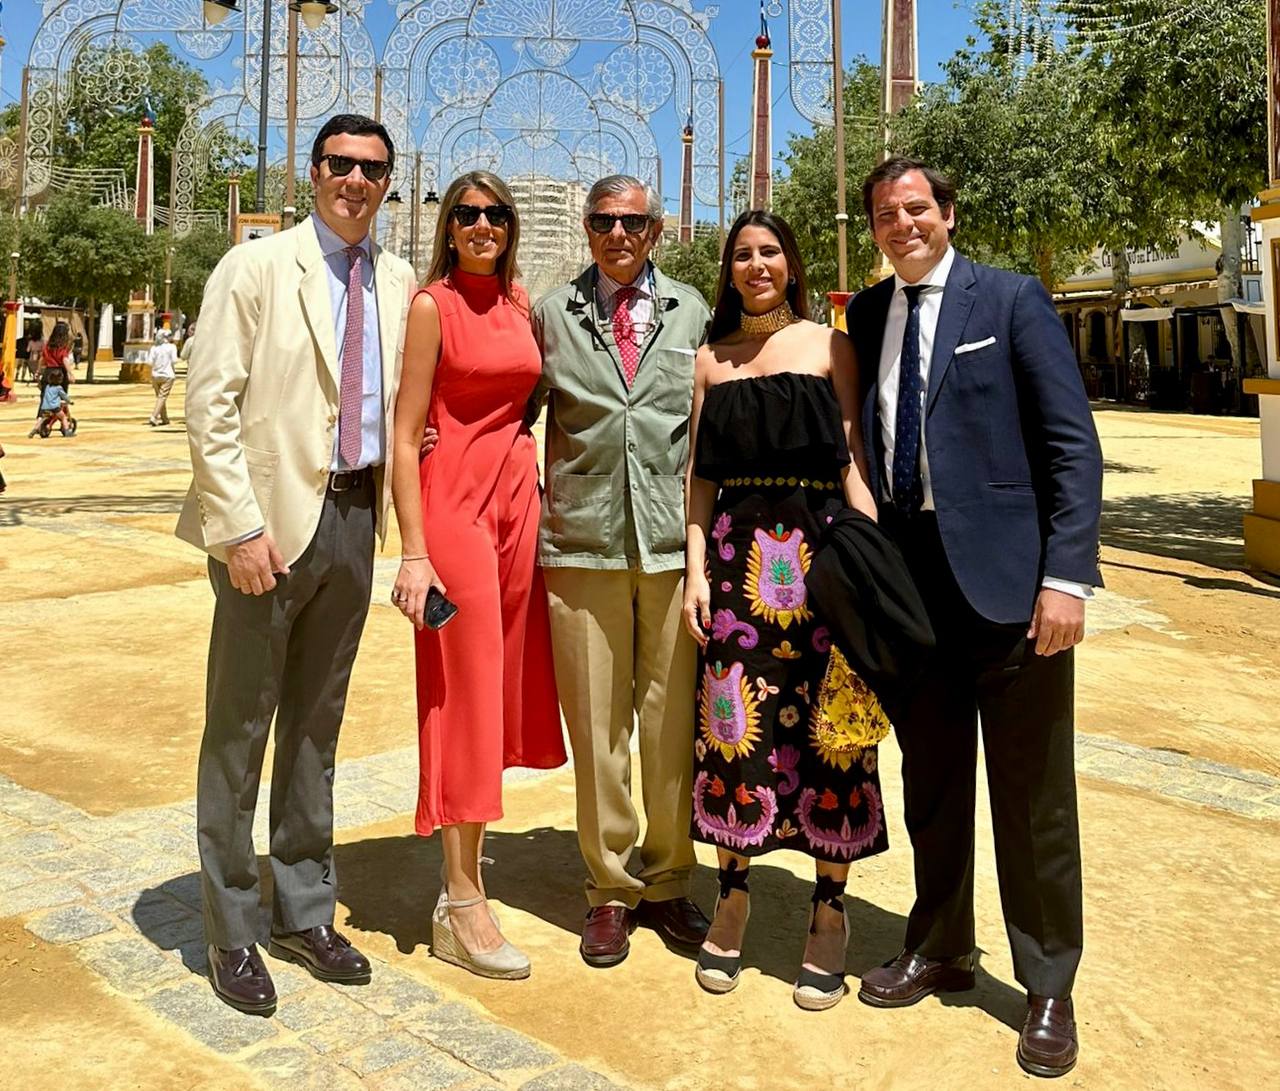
[954,336,996,355]
[669,347,697,357]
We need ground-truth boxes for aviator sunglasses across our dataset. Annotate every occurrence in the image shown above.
[451,203,514,228]
[318,154,391,182]
[586,213,652,235]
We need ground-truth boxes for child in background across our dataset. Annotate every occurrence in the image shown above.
[30,366,75,438]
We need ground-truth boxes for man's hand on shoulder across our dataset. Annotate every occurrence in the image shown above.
[1027,588,1085,657]
[226,533,290,596]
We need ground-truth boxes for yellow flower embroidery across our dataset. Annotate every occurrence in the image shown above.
[808,646,891,770]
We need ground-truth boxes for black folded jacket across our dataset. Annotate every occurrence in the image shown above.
[805,509,936,717]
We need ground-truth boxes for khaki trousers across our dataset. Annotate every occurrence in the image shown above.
[150,376,174,424]
[545,567,697,908]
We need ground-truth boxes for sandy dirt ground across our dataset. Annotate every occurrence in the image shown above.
[1,376,1278,1089]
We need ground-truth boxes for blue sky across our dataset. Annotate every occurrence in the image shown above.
[0,1,981,215]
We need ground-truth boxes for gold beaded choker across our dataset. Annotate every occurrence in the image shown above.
[739,300,799,336]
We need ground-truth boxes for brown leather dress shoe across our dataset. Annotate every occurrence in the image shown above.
[580,905,635,968]
[1017,995,1078,1078]
[208,944,277,1016]
[268,925,372,984]
[857,949,976,1008]
[639,896,711,950]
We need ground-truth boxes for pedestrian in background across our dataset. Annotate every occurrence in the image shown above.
[179,323,197,367]
[23,330,45,383]
[148,329,178,427]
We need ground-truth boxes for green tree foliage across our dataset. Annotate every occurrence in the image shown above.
[654,228,722,307]
[167,222,231,323]
[1076,0,1265,228]
[773,59,885,291]
[23,195,162,380]
[52,43,211,210]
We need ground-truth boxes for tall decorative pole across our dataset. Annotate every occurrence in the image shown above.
[121,112,157,382]
[832,0,848,292]
[1242,0,1280,572]
[256,0,271,213]
[678,118,694,244]
[283,3,299,230]
[227,174,241,242]
[718,77,726,255]
[881,0,919,126]
[749,6,773,211]
[871,0,918,281]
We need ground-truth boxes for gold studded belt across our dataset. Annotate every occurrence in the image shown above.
[720,475,840,491]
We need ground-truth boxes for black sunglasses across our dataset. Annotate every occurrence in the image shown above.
[318,154,391,182]
[586,212,652,235]
[451,203,514,228]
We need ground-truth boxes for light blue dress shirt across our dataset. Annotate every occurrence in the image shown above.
[312,214,383,471]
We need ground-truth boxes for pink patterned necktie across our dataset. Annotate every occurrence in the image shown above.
[338,245,364,467]
[612,285,640,388]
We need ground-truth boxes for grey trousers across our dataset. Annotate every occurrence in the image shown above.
[196,482,375,950]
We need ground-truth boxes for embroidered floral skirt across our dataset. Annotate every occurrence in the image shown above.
[691,479,890,864]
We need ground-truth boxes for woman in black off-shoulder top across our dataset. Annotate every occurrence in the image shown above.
[682,210,887,1011]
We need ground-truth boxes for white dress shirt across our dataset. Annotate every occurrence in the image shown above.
[877,246,1090,600]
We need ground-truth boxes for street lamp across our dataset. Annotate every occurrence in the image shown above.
[291,1,337,31]
[201,0,239,27]
[282,1,340,228]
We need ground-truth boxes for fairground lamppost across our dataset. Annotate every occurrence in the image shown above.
[201,0,339,231]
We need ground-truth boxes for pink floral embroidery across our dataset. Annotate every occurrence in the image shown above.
[768,745,802,796]
[711,512,735,561]
[795,783,884,859]
[812,626,832,653]
[692,772,778,849]
[710,609,759,650]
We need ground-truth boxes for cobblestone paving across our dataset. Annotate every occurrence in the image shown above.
[0,752,625,1091]
[1075,734,1280,820]
[2,729,1275,1089]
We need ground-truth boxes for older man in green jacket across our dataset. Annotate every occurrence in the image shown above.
[530,174,711,967]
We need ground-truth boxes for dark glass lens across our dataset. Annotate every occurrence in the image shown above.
[586,213,650,234]
[452,203,513,227]
[321,154,389,181]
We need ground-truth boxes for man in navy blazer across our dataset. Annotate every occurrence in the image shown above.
[848,157,1102,1079]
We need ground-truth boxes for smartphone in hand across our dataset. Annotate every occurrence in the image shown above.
[425,586,459,630]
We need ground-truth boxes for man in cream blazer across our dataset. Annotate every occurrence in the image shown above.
[176,114,415,1016]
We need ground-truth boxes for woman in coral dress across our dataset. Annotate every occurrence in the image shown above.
[683,211,889,1010]
[391,171,565,980]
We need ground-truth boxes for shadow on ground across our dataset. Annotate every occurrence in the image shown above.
[333,830,1025,1029]
[128,832,1025,1030]
[0,491,190,527]
[1101,491,1249,570]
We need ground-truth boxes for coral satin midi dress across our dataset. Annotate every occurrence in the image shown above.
[414,269,565,835]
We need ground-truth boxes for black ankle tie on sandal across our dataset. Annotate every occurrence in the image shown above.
[809,874,846,934]
[718,860,750,900]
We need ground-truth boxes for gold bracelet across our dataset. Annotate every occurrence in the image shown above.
[401,554,430,563]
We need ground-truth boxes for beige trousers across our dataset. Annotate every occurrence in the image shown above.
[545,567,697,908]
[150,376,174,424]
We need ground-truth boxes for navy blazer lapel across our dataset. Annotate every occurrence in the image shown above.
[926,253,977,414]
[850,279,893,492]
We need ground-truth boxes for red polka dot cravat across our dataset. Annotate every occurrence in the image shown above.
[612,285,640,388]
